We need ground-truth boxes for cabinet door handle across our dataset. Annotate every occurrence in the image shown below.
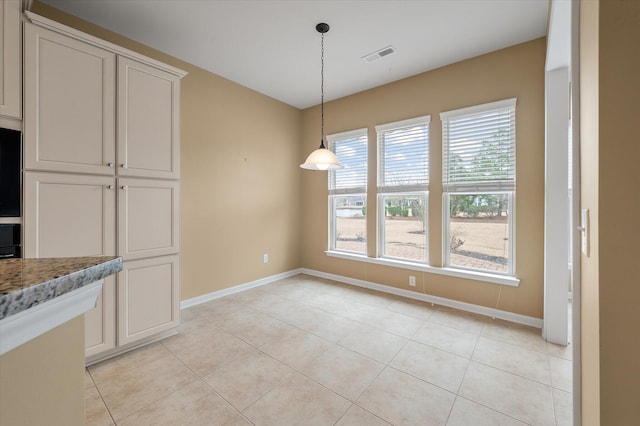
[120,163,127,169]
[106,162,114,168]
[106,185,114,190]
[121,185,128,190]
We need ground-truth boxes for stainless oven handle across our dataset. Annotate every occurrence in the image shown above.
[0,254,16,258]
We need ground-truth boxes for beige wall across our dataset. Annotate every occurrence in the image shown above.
[301,38,546,318]
[31,2,303,300]
[179,68,302,299]
[0,317,86,426]
[581,0,640,423]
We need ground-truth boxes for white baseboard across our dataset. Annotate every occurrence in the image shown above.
[179,267,542,329]
[301,268,543,329]
[180,269,303,309]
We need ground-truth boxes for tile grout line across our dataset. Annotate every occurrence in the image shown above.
[110,348,201,425]
[160,333,258,425]
[197,376,257,425]
[86,369,117,426]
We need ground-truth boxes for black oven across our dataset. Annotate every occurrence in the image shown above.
[0,127,22,217]
[0,224,20,258]
[0,128,22,259]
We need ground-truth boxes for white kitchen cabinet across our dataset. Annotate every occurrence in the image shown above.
[23,21,181,179]
[23,169,181,360]
[117,255,180,346]
[117,178,180,261]
[23,172,116,258]
[23,172,118,356]
[84,277,116,356]
[117,57,180,179]
[0,0,21,119]
[21,169,181,358]
[23,22,116,175]
[21,12,185,363]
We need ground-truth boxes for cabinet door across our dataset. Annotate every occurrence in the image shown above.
[23,172,116,258]
[23,23,116,175]
[117,255,180,346]
[84,276,116,356]
[0,0,21,118]
[117,178,179,260]
[117,57,180,179]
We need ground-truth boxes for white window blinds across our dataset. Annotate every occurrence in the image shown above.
[376,116,430,193]
[328,129,368,194]
[441,99,516,192]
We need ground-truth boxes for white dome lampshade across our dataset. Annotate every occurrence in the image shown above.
[300,142,344,170]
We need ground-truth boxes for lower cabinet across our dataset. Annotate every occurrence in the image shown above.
[117,255,180,345]
[84,255,180,361]
[24,171,180,363]
[85,276,116,357]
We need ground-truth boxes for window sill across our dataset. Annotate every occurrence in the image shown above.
[325,251,520,287]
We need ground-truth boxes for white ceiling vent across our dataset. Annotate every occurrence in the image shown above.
[362,45,396,63]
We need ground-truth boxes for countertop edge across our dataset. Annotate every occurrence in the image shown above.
[0,256,123,355]
[0,257,123,320]
[0,280,104,355]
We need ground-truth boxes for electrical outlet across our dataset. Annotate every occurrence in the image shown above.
[409,276,416,287]
[263,253,269,263]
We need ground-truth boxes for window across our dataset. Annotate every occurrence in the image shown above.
[328,129,368,254]
[376,116,430,262]
[441,99,516,274]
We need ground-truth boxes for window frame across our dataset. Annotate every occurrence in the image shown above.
[375,116,430,263]
[327,128,368,255]
[440,99,516,276]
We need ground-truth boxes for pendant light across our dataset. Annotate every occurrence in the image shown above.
[300,23,344,171]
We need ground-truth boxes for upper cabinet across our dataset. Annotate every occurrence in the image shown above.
[23,23,116,175]
[0,0,22,119]
[118,57,180,179]
[22,14,185,179]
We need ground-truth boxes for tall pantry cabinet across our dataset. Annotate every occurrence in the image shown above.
[0,0,21,119]
[21,12,186,363]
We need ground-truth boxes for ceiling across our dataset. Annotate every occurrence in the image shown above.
[39,0,549,110]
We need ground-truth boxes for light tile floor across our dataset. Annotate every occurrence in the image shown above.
[85,274,573,425]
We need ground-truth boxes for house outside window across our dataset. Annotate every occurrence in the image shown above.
[441,99,516,275]
[376,116,430,263]
[328,129,368,254]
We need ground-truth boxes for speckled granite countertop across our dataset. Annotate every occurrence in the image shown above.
[0,257,122,320]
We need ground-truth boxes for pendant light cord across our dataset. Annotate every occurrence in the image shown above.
[320,31,326,149]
